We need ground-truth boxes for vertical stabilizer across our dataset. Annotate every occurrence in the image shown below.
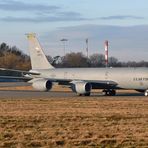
[26,33,54,70]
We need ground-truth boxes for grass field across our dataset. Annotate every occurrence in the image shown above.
[0,86,148,147]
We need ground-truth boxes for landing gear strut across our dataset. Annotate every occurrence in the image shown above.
[102,89,116,96]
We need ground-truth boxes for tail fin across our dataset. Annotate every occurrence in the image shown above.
[26,33,54,70]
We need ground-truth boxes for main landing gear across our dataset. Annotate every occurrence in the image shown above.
[102,89,116,96]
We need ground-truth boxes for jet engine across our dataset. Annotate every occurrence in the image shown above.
[32,79,52,91]
[71,81,92,96]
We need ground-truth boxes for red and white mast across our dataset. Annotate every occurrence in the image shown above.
[104,40,109,67]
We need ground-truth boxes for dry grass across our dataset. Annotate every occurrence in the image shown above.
[0,93,148,147]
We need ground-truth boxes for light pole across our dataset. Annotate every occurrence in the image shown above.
[104,40,109,67]
[60,38,68,56]
[86,38,89,59]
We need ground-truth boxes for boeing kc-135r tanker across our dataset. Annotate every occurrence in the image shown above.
[1,33,148,96]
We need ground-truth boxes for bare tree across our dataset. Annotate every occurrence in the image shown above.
[62,52,89,67]
[0,43,31,70]
[108,57,118,67]
[89,53,105,67]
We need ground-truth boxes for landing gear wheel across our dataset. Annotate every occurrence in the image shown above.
[111,90,116,96]
[84,92,91,96]
[78,94,83,96]
[78,92,91,96]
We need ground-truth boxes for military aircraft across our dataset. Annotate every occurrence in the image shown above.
[1,33,148,96]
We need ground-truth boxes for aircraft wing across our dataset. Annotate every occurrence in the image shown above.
[0,68,40,82]
[40,78,118,88]
[0,76,32,81]
[0,68,40,75]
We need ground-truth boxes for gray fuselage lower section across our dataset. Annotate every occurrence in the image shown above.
[36,67,148,90]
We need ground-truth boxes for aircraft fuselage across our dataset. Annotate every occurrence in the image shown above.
[38,67,148,91]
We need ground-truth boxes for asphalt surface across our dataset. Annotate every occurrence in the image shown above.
[0,89,144,99]
[0,82,145,99]
[0,90,75,99]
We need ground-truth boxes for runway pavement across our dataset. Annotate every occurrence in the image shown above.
[0,89,144,99]
[0,82,145,99]
[0,90,76,99]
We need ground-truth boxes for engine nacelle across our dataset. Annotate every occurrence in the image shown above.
[71,81,92,95]
[32,79,52,91]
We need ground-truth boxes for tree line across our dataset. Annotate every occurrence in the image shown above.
[1,42,148,71]
[0,43,31,70]
[50,52,148,68]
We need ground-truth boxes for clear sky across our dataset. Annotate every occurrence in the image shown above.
[0,0,148,61]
